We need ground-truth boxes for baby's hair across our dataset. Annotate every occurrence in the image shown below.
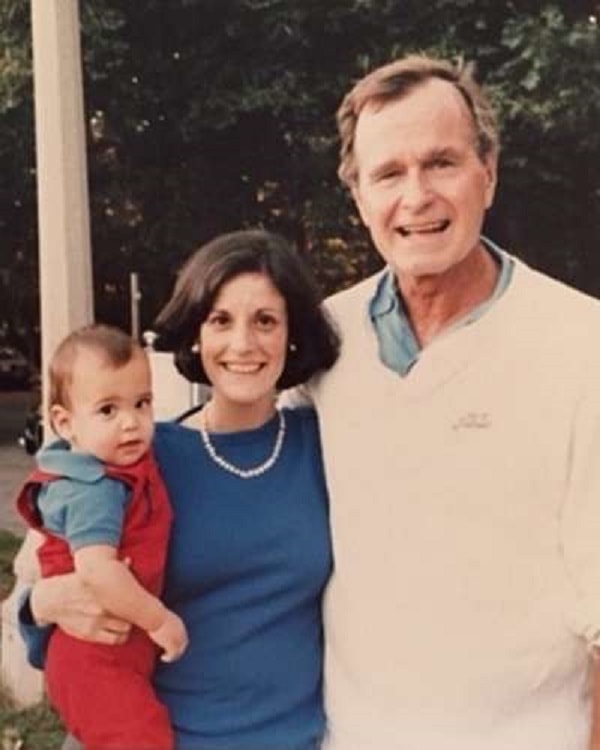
[49,324,142,412]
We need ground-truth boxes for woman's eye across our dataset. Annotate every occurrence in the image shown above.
[207,313,229,328]
[256,314,277,330]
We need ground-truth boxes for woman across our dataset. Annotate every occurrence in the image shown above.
[20,229,340,749]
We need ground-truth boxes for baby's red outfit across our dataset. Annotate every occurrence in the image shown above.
[17,451,174,750]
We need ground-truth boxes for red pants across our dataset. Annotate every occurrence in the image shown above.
[46,627,173,750]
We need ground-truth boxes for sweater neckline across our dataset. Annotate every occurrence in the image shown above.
[347,256,534,401]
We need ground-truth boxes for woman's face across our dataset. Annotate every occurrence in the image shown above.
[198,272,288,421]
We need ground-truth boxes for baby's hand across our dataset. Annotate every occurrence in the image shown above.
[148,610,188,662]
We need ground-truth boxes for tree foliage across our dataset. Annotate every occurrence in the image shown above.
[0,0,598,355]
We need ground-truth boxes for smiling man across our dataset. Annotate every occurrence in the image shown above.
[306,55,600,749]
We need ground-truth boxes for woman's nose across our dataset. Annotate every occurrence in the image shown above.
[229,322,254,351]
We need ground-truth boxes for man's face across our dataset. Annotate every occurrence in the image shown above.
[351,78,497,283]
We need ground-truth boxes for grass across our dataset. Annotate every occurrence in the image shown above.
[0,692,63,750]
[0,528,64,749]
[0,528,22,600]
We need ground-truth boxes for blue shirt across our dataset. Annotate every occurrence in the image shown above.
[369,238,514,376]
[36,442,129,550]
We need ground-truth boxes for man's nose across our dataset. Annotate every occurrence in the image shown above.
[400,170,432,210]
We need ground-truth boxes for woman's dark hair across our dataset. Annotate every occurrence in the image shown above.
[154,229,340,389]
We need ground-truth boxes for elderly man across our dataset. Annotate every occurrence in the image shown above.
[306,54,600,749]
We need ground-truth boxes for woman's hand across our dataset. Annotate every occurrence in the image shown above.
[13,529,43,583]
[30,571,132,645]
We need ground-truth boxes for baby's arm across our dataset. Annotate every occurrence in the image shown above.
[74,545,188,661]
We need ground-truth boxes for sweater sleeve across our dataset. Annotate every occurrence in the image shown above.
[560,366,600,647]
[17,587,51,670]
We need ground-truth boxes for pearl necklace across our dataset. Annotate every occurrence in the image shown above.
[199,409,286,479]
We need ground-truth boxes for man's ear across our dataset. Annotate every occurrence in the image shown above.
[351,182,371,228]
[49,404,74,442]
[483,151,498,210]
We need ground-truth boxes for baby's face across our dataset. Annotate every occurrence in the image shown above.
[58,348,154,466]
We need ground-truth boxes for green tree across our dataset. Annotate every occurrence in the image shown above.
[0,0,598,353]
[0,0,37,360]
[491,6,600,293]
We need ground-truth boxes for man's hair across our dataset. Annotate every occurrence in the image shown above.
[49,324,142,411]
[154,229,340,389]
[336,54,499,187]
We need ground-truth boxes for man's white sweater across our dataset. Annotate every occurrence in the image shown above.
[309,256,600,749]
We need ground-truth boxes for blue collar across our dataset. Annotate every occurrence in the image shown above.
[368,238,514,376]
[37,440,106,483]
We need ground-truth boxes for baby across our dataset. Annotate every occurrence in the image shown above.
[16,324,187,750]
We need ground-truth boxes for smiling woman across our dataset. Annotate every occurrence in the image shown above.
[156,229,339,394]
[197,272,289,431]
[23,229,341,750]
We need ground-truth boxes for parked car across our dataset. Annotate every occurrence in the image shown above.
[19,402,43,455]
[0,346,31,388]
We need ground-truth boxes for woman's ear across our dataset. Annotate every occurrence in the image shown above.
[49,404,74,442]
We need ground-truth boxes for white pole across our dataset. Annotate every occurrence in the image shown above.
[30,0,94,376]
[130,271,141,340]
[1,0,94,708]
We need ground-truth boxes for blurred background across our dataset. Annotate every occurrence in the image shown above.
[0,0,598,378]
[0,2,598,738]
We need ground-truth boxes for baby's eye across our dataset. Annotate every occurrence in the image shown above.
[98,404,116,417]
[136,396,152,410]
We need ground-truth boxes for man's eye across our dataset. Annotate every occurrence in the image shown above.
[376,170,400,182]
[431,158,453,170]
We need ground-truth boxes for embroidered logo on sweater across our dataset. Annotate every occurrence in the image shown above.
[452,412,491,431]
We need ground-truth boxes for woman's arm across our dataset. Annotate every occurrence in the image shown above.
[30,570,132,642]
[12,529,43,583]
[18,571,132,672]
[14,530,127,669]
[14,527,132,642]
